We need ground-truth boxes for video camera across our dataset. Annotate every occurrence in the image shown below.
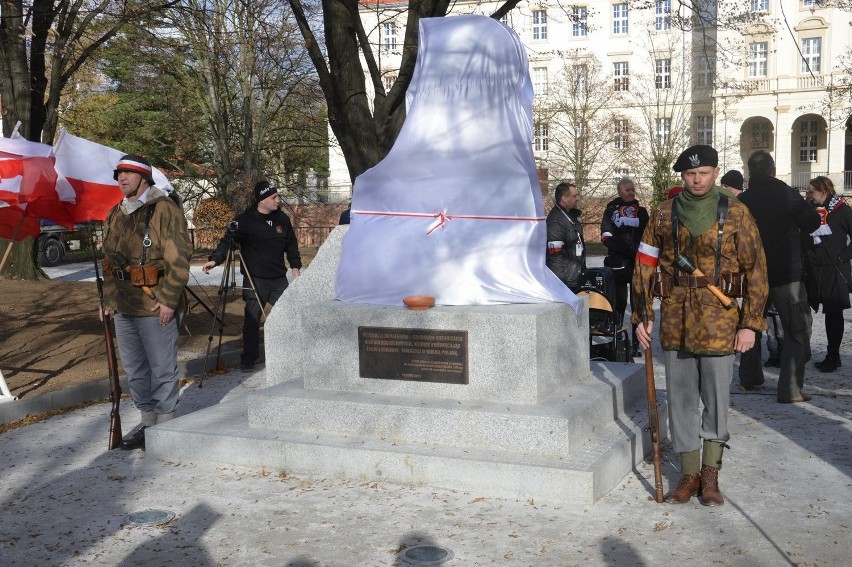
[227,220,239,234]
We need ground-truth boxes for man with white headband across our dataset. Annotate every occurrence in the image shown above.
[101,154,191,450]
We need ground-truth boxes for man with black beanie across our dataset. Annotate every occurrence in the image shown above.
[203,180,302,371]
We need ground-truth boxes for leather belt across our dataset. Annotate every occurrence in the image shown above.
[113,268,164,282]
[676,275,710,288]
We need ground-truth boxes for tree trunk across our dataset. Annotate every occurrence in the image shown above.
[0,239,45,280]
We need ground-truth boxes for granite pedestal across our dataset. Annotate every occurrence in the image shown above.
[148,227,664,503]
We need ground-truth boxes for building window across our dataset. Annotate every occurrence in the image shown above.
[800,120,818,162]
[613,3,629,35]
[803,0,822,7]
[750,0,768,11]
[532,10,548,41]
[613,61,629,91]
[614,119,629,149]
[383,22,397,51]
[655,0,671,31]
[696,55,715,87]
[751,122,770,149]
[533,67,549,96]
[535,122,549,152]
[697,115,713,145]
[801,38,821,74]
[748,42,768,77]
[656,117,671,146]
[614,168,630,181]
[383,74,397,93]
[655,58,671,89]
[572,6,588,38]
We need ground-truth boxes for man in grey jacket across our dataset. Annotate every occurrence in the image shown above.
[546,181,585,292]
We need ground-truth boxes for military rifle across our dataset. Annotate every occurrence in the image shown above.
[637,283,664,503]
[90,231,123,449]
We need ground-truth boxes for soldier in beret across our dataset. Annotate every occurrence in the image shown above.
[632,144,768,506]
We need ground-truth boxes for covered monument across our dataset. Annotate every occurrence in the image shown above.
[335,15,578,310]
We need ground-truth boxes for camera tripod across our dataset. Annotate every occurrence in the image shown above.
[199,238,269,386]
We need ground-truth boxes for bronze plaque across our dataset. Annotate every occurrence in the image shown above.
[358,326,468,384]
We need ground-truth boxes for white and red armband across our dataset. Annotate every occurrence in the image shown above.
[636,242,660,268]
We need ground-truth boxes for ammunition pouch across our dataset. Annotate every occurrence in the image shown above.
[720,272,745,298]
[113,264,163,287]
[651,273,673,298]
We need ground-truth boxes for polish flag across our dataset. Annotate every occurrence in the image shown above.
[53,132,174,222]
[0,137,73,231]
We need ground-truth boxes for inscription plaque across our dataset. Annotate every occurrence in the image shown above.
[358,326,468,384]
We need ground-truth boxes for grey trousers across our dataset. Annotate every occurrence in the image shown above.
[769,281,812,402]
[114,313,181,415]
[664,350,734,454]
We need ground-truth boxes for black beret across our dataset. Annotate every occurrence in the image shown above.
[672,145,718,172]
[720,170,744,191]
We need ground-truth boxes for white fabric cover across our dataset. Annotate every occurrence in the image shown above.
[334,15,578,311]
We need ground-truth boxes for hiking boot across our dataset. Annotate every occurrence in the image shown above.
[699,465,724,506]
[664,473,700,504]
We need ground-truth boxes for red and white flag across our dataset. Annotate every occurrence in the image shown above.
[0,137,72,232]
[53,131,174,223]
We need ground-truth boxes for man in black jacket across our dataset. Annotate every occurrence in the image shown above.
[601,177,649,357]
[203,180,302,371]
[546,181,585,292]
[739,151,820,403]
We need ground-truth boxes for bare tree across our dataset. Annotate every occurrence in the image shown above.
[536,51,630,200]
[161,0,323,199]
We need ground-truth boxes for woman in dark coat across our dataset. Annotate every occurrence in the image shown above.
[804,176,852,372]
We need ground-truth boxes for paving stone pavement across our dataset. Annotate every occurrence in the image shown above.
[1,276,850,566]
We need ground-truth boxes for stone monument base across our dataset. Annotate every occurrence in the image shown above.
[146,227,667,503]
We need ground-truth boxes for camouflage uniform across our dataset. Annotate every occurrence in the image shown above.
[631,196,768,353]
[103,186,191,421]
[103,187,191,315]
[631,191,768,500]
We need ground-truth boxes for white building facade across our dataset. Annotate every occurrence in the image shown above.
[328,0,852,196]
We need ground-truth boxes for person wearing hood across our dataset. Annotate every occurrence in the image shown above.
[600,177,649,357]
[546,181,585,292]
[101,155,192,450]
[203,180,302,372]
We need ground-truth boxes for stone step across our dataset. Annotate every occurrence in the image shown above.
[146,368,668,504]
[248,363,646,461]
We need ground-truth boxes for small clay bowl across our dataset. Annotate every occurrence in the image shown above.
[402,295,436,311]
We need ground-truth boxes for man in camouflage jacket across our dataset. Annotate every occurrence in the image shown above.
[632,145,768,507]
[101,155,191,450]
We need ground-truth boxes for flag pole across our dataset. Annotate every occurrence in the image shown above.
[0,215,28,274]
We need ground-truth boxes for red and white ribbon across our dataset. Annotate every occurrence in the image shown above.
[353,209,545,236]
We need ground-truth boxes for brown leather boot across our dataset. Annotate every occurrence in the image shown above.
[664,473,700,504]
[699,465,724,506]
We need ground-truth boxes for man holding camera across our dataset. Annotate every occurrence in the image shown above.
[203,180,301,372]
[101,155,192,450]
